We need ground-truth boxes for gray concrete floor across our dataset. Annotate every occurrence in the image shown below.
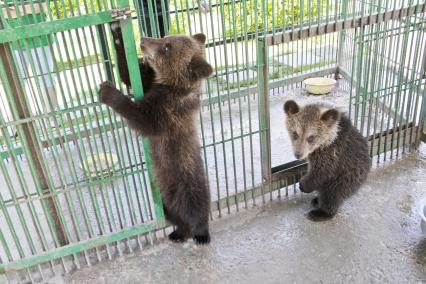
[60,145,426,284]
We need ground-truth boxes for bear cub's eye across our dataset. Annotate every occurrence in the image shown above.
[307,135,316,143]
[163,43,172,52]
[292,132,299,140]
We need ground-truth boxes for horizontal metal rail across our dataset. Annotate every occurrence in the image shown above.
[0,218,165,273]
[0,11,113,43]
[264,3,426,46]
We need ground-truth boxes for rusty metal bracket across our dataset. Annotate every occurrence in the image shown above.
[111,7,132,20]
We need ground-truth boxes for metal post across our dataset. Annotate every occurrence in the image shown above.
[0,42,68,246]
[117,0,165,222]
[257,38,272,203]
[336,0,349,79]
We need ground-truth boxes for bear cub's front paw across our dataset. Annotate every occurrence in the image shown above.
[99,81,119,106]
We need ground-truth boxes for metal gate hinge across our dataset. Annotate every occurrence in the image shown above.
[111,8,132,20]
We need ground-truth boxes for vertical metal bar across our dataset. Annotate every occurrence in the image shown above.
[257,38,271,204]
[412,23,426,145]
[203,0,226,215]
[117,1,165,222]
[381,1,399,161]
[97,25,114,82]
[348,0,358,121]
[218,0,238,212]
[361,2,376,141]
[229,0,248,209]
[337,0,349,77]
[390,2,412,158]
[374,0,391,162]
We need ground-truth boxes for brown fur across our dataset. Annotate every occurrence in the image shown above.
[284,100,371,221]
[99,25,213,244]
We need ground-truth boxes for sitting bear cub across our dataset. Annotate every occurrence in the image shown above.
[99,25,213,244]
[284,100,371,221]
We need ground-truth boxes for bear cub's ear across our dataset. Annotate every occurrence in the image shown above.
[192,33,207,45]
[190,56,213,81]
[320,108,340,126]
[284,100,300,115]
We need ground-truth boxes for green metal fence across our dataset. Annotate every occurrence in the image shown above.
[0,0,425,282]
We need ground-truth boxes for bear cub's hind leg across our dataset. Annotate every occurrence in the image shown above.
[308,190,341,222]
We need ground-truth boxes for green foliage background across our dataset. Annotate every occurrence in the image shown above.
[223,0,328,36]
[50,0,104,18]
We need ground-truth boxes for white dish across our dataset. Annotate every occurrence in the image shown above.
[80,153,119,178]
[303,77,337,95]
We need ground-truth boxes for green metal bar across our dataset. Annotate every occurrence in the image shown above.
[0,12,113,44]
[257,37,271,204]
[337,0,349,75]
[411,22,426,145]
[102,61,153,224]
[102,28,150,225]
[359,2,374,137]
[218,0,236,213]
[365,0,381,158]
[118,11,164,220]
[228,0,248,209]
[0,219,165,274]
[399,1,420,152]
[374,0,391,162]
[389,0,410,158]
[381,0,399,161]
[242,0,256,207]
[397,0,424,154]
[203,0,225,215]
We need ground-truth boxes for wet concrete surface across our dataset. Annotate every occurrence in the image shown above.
[61,145,426,284]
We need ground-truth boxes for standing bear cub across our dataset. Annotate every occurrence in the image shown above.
[99,25,213,244]
[283,100,371,221]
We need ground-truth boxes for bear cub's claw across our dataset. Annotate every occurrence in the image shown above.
[307,209,334,222]
[194,233,211,245]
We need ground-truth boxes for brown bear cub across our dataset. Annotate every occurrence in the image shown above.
[99,24,213,244]
[283,100,371,221]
